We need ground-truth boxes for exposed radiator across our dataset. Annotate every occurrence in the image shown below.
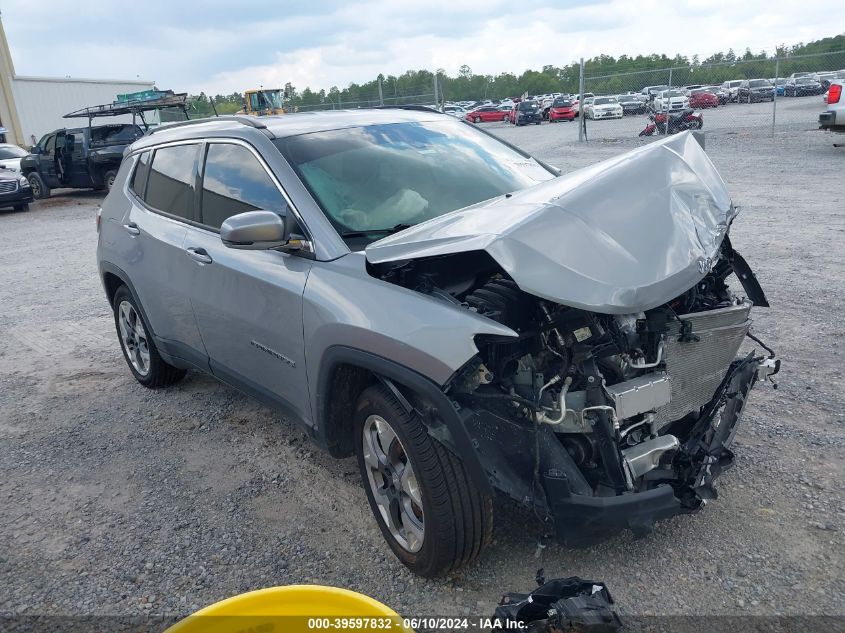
[654,301,752,426]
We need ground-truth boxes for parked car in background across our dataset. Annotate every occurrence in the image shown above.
[641,85,669,101]
[0,168,33,211]
[721,80,744,102]
[784,77,824,97]
[788,72,813,79]
[771,78,786,96]
[465,105,508,123]
[443,105,468,118]
[819,80,843,133]
[509,100,542,125]
[0,143,28,173]
[548,96,577,121]
[737,79,774,103]
[572,93,595,116]
[687,89,719,109]
[20,123,144,199]
[682,84,706,92]
[707,85,730,104]
[653,89,689,112]
[585,96,623,119]
[617,94,647,115]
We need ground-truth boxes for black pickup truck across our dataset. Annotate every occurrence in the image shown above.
[20,123,144,199]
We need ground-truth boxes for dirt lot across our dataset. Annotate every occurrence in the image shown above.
[1,125,843,620]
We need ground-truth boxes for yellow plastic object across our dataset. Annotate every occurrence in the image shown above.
[164,585,413,633]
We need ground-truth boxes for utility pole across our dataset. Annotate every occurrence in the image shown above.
[378,77,384,106]
[578,58,585,142]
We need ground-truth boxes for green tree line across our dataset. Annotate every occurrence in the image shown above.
[183,33,844,115]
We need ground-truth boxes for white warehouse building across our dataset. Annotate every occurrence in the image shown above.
[0,15,154,146]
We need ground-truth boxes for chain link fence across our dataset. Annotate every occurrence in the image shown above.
[580,50,845,141]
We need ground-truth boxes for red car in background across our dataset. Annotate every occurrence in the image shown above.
[465,105,508,123]
[688,89,719,109]
[548,97,577,121]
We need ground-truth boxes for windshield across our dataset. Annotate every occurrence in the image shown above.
[260,90,284,109]
[552,99,571,107]
[274,120,555,242]
[748,80,771,87]
[518,101,539,111]
[0,145,28,159]
[663,90,684,98]
[795,78,816,84]
[593,97,617,105]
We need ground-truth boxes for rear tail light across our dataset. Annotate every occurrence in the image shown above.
[829,84,842,104]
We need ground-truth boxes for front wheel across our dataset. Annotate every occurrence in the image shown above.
[474,116,481,123]
[27,173,50,199]
[354,385,493,577]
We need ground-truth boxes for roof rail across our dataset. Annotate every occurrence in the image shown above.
[148,115,269,136]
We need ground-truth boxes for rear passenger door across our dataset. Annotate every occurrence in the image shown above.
[123,144,207,363]
[183,140,313,420]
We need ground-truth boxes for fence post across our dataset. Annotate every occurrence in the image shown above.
[578,58,585,142]
[665,67,673,135]
[771,57,779,137]
[433,72,439,109]
[378,78,384,106]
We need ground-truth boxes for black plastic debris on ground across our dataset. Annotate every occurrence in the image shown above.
[492,574,623,632]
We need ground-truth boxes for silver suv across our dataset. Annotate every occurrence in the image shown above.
[97,111,778,577]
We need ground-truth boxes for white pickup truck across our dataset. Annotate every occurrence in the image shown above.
[819,80,843,134]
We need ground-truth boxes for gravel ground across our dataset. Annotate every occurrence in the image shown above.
[1,124,843,621]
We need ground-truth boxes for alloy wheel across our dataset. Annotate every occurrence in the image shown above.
[117,300,151,376]
[361,414,424,553]
[28,175,41,198]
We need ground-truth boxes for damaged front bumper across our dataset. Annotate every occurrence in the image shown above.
[463,349,778,546]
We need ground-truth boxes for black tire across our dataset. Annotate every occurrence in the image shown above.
[474,116,481,123]
[26,173,50,199]
[104,170,118,192]
[13,203,30,212]
[354,384,492,577]
[112,285,186,388]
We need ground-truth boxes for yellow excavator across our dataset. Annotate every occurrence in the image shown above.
[238,88,286,116]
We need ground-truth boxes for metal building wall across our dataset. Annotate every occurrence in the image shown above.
[11,76,156,145]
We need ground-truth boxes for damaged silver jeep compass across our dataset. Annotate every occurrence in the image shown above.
[96,109,778,577]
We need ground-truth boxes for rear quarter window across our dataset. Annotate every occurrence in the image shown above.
[129,151,151,198]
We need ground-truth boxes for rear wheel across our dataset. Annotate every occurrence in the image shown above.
[27,173,50,199]
[104,170,118,192]
[474,116,481,123]
[113,286,186,388]
[354,385,492,577]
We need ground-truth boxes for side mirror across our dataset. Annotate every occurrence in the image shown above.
[220,210,294,250]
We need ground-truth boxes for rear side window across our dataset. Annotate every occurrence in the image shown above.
[200,143,286,230]
[145,144,199,220]
[129,151,151,198]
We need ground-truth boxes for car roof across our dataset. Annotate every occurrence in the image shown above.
[131,108,451,150]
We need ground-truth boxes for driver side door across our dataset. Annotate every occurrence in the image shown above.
[183,140,313,422]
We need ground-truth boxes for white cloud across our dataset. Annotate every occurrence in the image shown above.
[1,0,841,95]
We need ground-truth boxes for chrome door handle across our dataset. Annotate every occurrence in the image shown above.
[186,247,213,265]
[123,222,140,236]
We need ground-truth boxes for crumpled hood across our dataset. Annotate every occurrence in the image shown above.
[366,132,736,314]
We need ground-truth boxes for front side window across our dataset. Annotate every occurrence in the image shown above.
[200,143,286,229]
[145,144,199,220]
[274,119,555,242]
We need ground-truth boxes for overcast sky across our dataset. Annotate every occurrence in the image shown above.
[2,0,842,95]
